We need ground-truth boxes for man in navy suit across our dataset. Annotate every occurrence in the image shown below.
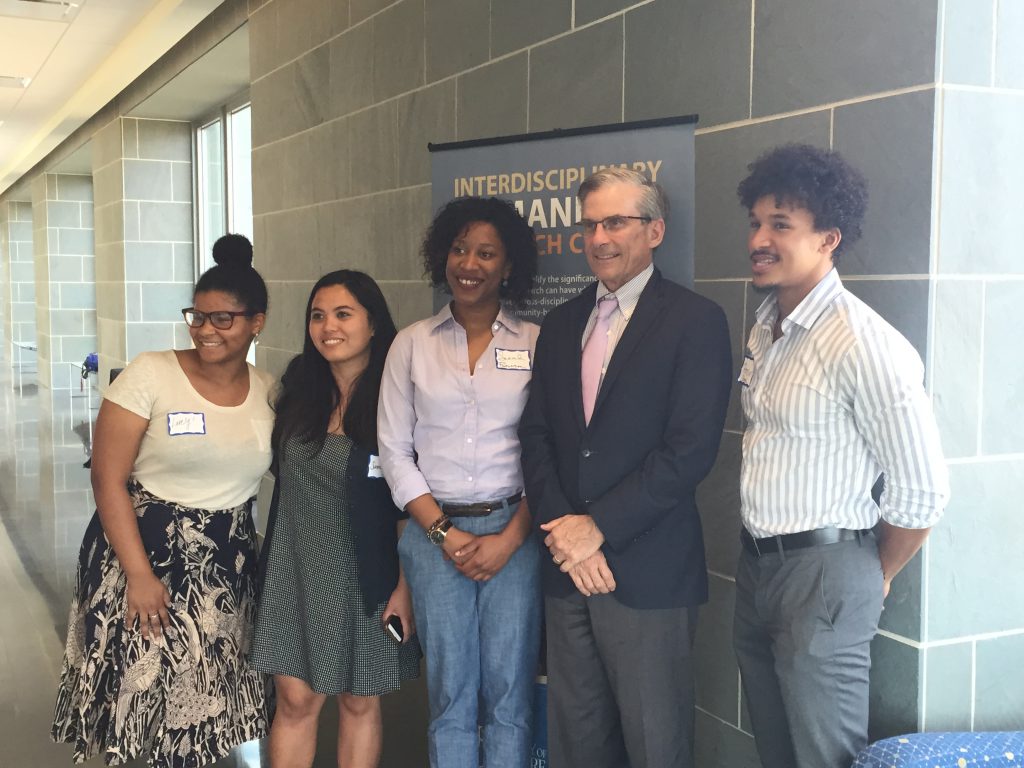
[519,167,732,768]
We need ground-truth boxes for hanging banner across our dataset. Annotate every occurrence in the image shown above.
[429,115,697,321]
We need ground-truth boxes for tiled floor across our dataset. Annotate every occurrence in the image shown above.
[0,338,428,768]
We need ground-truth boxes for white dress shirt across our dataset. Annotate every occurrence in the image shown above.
[378,303,540,508]
[739,269,949,538]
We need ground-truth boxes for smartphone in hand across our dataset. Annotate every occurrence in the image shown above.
[384,614,404,643]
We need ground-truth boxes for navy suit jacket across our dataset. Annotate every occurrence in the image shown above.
[519,268,732,609]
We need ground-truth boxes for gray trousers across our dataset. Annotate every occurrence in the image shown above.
[545,591,698,768]
[733,536,885,768]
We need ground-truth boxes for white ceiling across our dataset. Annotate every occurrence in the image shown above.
[0,0,229,195]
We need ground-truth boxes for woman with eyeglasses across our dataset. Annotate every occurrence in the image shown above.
[250,270,419,768]
[378,197,542,768]
[53,234,273,768]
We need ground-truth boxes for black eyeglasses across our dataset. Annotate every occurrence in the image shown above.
[181,308,255,330]
[576,215,652,235]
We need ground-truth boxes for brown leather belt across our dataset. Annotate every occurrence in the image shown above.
[440,492,523,518]
[741,526,872,557]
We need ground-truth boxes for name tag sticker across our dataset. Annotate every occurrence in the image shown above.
[167,412,206,435]
[738,352,755,388]
[495,348,532,371]
[367,454,383,479]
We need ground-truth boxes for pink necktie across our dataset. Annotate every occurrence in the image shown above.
[582,295,618,425]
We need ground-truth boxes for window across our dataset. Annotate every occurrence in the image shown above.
[194,96,252,275]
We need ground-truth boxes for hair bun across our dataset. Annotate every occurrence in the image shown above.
[211,233,254,270]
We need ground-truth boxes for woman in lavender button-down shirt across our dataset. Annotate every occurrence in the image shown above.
[378,197,542,768]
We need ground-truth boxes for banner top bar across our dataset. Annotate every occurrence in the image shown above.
[428,114,699,154]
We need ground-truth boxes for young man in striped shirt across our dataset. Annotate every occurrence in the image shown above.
[732,144,949,768]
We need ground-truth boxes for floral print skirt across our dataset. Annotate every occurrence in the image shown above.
[52,481,270,768]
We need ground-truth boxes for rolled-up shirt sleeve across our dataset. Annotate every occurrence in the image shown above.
[378,329,433,510]
[848,330,950,530]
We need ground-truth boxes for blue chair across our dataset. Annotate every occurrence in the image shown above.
[852,732,1024,767]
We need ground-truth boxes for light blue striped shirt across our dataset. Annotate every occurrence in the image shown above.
[739,269,949,538]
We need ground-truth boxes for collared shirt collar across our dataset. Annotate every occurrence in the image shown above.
[427,302,523,335]
[595,262,655,321]
[754,268,844,331]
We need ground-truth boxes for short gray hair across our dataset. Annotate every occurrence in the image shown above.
[577,166,669,222]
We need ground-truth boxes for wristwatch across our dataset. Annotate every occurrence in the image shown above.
[427,515,453,546]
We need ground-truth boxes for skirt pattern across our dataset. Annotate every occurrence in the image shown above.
[52,481,270,768]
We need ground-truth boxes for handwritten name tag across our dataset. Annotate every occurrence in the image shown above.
[738,351,755,388]
[495,348,532,371]
[167,412,206,435]
[367,454,383,479]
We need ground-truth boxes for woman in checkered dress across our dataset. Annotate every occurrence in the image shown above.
[251,270,419,768]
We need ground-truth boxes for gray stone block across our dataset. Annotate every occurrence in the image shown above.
[137,120,191,162]
[310,118,351,203]
[57,282,96,311]
[694,575,741,723]
[834,90,935,276]
[280,132,316,210]
[56,228,94,259]
[695,112,830,280]
[378,279,433,329]
[328,25,375,119]
[373,0,425,101]
[928,459,1024,640]
[294,44,330,133]
[46,201,83,229]
[349,101,398,196]
[922,642,973,731]
[252,143,283,215]
[425,0,488,82]
[843,278,929,360]
[491,0,571,56]
[93,164,124,210]
[125,242,175,282]
[930,279,982,458]
[575,0,632,25]
[995,1,1024,89]
[124,160,174,202]
[694,708,760,768]
[528,19,623,132]
[126,284,143,322]
[56,174,93,202]
[868,635,920,739]
[126,322,176,358]
[260,206,321,282]
[171,162,192,203]
[974,634,1024,730]
[249,0,279,81]
[625,0,751,128]
[942,0,994,86]
[456,53,528,141]
[981,281,1024,453]
[49,255,85,283]
[351,0,392,24]
[398,80,456,187]
[139,202,192,242]
[694,279,746,432]
[752,0,937,116]
[173,243,194,283]
[141,282,194,323]
[697,431,743,577]
[92,119,124,169]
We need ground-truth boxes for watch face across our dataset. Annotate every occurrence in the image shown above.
[428,527,445,545]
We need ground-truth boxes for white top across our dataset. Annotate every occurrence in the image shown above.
[104,350,275,510]
[739,269,949,538]
[378,304,539,507]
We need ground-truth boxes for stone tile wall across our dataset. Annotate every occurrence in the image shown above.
[249,0,952,759]
[30,174,96,391]
[93,117,194,387]
[1,201,36,362]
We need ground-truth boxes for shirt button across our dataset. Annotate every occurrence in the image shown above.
[492,322,500,332]
[466,438,473,443]
[467,476,473,482]
[581,449,592,458]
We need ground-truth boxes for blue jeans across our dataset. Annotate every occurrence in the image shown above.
[399,502,541,768]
